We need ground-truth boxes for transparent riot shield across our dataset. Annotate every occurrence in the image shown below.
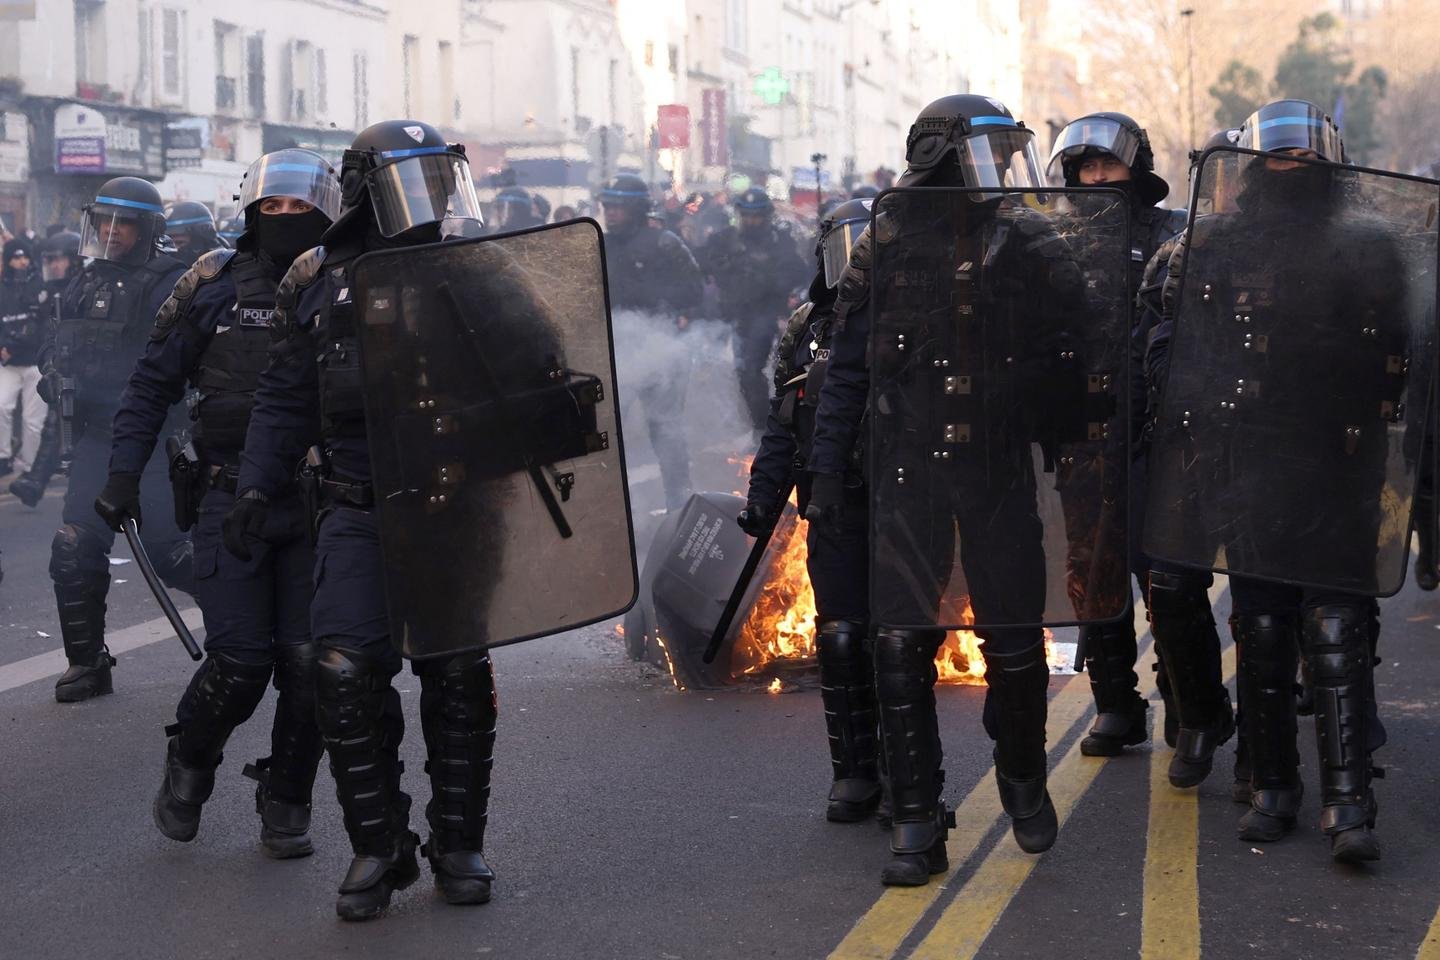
[1143,148,1440,596]
[867,187,1132,630]
[350,219,637,658]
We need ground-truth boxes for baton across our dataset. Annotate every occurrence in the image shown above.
[702,479,796,664]
[121,518,202,661]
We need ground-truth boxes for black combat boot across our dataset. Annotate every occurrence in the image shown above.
[816,620,882,822]
[1149,571,1235,787]
[318,648,419,921]
[154,652,273,841]
[1232,614,1303,842]
[1078,618,1148,757]
[1303,604,1382,864]
[417,651,498,906]
[53,573,115,703]
[243,641,324,859]
[874,629,953,886]
[983,638,1058,853]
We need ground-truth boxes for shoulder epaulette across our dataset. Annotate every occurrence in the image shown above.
[150,249,236,341]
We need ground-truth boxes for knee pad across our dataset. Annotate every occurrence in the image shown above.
[418,651,497,729]
[1148,570,1216,626]
[316,646,395,741]
[817,620,869,664]
[49,523,108,583]
[273,640,318,700]
[1302,604,1371,684]
[874,629,941,701]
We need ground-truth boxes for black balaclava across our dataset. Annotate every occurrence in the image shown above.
[254,208,332,267]
[1238,160,1334,220]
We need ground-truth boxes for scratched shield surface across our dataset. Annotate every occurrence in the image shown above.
[1144,149,1440,596]
[350,219,637,658]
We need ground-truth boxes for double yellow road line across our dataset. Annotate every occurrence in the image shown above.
[829,590,1229,960]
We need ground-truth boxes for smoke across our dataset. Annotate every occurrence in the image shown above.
[610,308,759,547]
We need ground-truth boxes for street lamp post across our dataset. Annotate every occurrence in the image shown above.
[1181,7,1197,148]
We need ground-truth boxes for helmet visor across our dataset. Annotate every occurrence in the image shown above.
[1237,102,1344,162]
[42,252,71,283]
[822,212,871,288]
[238,149,342,221]
[79,201,160,265]
[958,129,1047,192]
[367,150,484,238]
[1045,116,1141,181]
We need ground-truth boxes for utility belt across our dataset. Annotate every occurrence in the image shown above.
[296,445,373,542]
[166,437,242,530]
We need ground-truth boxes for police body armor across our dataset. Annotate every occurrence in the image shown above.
[57,255,184,424]
[188,251,280,463]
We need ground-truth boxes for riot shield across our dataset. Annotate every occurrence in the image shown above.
[350,219,637,658]
[867,187,1132,630]
[1143,147,1440,596]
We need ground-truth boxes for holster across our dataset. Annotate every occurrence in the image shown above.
[296,446,326,545]
[166,436,204,532]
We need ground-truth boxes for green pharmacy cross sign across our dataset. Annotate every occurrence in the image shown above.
[753,67,790,105]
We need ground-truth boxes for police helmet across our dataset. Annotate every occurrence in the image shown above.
[493,186,539,230]
[817,197,873,289]
[236,148,342,225]
[337,119,484,238]
[734,187,775,215]
[79,176,166,265]
[599,174,652,212]
[898,94,1046,193]
[40,230,82,283]
[163,200,221,254]
[1237,100,1345,163]
[1047,111,1170,205]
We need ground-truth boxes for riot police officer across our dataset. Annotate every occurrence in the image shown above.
[599,173,704,510]
[808,95,1100,882]
[1147,100,1406,862]
[9,233,84,505]
[226,120,498,919]
[1046,112,1235,779]
[28,177,194,703]
[489,186,542,233]
[163,200,225,266]
[741,197,880,823]
[1136,127,1252,793]
[702,187,811,432]
[95,149,339,857]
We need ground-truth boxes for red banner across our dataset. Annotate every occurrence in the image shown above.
[657,104,690,150]
[701,88,727,167]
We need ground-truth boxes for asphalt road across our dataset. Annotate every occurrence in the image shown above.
[4,475,1440,960]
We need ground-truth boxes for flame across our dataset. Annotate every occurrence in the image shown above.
[726,505,1061,686]
[722,452,1065,686]
[614,624,625,638]
[731,510,817,677]
[767,678,784,694]
[652,631,686,691]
